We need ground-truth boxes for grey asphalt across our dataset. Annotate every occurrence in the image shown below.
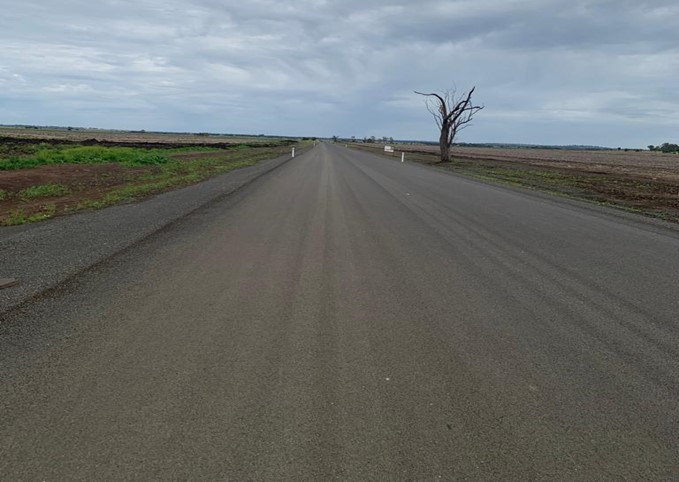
[1,143,677,480]
[0,150,298,315]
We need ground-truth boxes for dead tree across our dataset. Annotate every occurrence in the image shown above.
[415,86,483,162]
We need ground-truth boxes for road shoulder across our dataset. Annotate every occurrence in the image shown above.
[0,151,298,315]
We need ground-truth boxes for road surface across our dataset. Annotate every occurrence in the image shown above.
[1,143,677,480]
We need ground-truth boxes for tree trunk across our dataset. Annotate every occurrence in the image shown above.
[415,86,482,163]
[439,122,450,162]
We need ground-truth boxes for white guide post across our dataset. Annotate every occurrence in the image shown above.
[292,147,295,158]
[401,152,405,163]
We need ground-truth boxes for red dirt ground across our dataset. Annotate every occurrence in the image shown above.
[0,163,151,220]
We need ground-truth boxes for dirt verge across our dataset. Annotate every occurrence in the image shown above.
[0,135,300,225]
[352,143,679,222]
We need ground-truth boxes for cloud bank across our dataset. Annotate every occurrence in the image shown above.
[1,0,677,146]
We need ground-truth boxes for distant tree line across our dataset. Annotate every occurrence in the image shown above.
[363,136,394,144]
[331,136,395,144]
[648,143,679,153]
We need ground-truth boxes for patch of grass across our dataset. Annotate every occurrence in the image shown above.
[1,143,299,225]
[4,210,29,225]
[0,140,53,158]
[0,189,8,201]
[164,146,224,153]
[436,159,679,222]
[79,158,262,210]
[0,146,170,170]
[70,151,279,215]
[18,183,70,201]
[0,142,285,172]
[3,204,57,226]
[440,161,603,199]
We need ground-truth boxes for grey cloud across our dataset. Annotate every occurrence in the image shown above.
[0,0,677,146]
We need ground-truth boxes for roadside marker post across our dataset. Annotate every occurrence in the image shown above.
[292,147,295,158]
[401,152,405,163]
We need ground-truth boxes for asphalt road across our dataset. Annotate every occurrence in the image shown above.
[1,143,677,480]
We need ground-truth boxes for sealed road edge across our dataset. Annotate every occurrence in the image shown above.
[0,150,300,315]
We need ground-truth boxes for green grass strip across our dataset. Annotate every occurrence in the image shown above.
[18,183,70,201]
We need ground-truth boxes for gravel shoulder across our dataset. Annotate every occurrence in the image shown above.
[353,144,679,222]
[0,151,296,315]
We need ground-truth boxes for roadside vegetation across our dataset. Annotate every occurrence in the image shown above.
[1,146,169,170]
[0,135,300,226]
[354,143,679,223]
[18,183,71,201]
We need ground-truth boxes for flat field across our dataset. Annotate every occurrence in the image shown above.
[0,129,300,225]
[357,143,679,222]
[0,126,273,146]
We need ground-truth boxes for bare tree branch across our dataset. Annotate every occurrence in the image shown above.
[415,85,483,162]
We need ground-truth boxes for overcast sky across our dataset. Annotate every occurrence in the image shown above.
[1,0,677,147]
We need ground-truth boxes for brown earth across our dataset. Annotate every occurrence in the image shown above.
[421,145,679,183]
[0,135,293,151]
[0,129,300,224]
[0,126,280,146]
[0,163,142,192]
[0,163,151,220]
